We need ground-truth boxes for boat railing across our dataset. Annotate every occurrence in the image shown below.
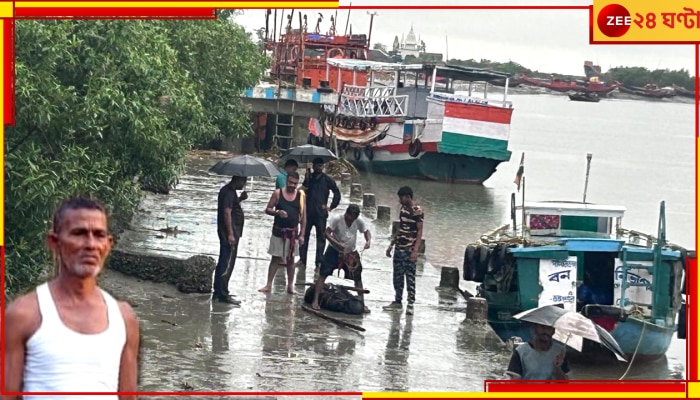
[343,85,397,98]
[617,227,686,252]
[428,92,513,109]
[338,85,408,117]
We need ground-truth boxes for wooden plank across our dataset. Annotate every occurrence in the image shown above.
[301,304,366,332]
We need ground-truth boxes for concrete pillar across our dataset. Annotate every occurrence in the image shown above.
[439,266,460,289]
[376,205,391,222]
[466,298,488,322]
[341,173,352,187]
[350,183,362,199]
[362,193,376,209]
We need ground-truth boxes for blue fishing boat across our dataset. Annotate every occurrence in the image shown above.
[465,155,689,361]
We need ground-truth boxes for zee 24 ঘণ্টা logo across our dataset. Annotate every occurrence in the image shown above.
[596,2,700,40]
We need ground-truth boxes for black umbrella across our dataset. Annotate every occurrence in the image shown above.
[285,144,338,164]
[209,155,280,178]
[513,304,627,362]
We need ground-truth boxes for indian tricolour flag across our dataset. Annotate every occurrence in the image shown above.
[438,102,514,161]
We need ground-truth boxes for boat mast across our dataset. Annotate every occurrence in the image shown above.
[583,153,593,203]
[344,5,352,35]
[367,11,378,48]
[521,176,526,239]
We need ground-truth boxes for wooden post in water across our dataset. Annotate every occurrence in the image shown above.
[350,183,362,199]
[341,173,352,187]
[466,298,488,322]
[583,153,593,203]
[376,205,391,222]
[362,193,376,209]
[439,266,460,289]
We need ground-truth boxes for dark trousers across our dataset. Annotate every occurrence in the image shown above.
[392,248,416,304]
[213,236,240,297]
[300,214,327,267]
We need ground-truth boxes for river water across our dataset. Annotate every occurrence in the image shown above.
[107,93,693,393]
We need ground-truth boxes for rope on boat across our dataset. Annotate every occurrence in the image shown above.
[618,314,647,380]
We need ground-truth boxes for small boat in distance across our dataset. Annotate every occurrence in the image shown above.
[569,92,600,102]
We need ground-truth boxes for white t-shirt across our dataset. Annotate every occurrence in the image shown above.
[328,213,368,252]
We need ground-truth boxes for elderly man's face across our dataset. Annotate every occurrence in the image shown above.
[533,324,555,345]
[49,209,113,279]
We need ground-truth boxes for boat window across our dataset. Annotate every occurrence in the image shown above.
[529,214,560,230]
[560,216,609,233]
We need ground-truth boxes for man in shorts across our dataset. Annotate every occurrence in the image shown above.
[310,204,371,312]
[259,171,306,294]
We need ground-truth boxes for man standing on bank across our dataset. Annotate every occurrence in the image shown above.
[213,175,248,305]
[276,159,298,189]
[384,186,424,316]
[4,197,140,398]
[310,204,371,312]
[259,171,306,294]
[299,158,341,269]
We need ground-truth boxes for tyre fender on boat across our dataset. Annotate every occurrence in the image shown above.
[408,139,422,157]
[289,45,300,62]
[364,146,374,160]
[463,244,477,281]
[488,243,508,275]
[353,148,362,161]
[327,48,344,58]
[474,245,491,283]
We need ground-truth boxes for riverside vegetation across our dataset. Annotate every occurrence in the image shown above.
[5,13,268,297]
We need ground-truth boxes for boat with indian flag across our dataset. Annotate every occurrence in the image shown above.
[309,59,515,184]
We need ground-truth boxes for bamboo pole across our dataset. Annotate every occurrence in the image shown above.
[301,304,366,332]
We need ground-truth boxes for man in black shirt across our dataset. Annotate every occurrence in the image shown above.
[300,158,341,269]
[214,175,248,305]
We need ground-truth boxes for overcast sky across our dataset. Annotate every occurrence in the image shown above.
[234,1,696,77]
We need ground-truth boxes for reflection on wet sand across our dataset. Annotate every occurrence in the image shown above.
[381,312,414,391]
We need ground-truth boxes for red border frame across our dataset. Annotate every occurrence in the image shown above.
[1,3,696,398]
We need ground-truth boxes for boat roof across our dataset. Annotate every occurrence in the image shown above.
[325,59,510,81]
[326,58,424,72]
[437,64,510,82]
[519,201,626,218]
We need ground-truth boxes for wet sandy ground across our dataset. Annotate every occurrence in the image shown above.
[101,154,685,393]
[103,156,513,393]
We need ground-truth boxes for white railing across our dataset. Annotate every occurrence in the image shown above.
[429,92,513,109]
[338,85,408,117]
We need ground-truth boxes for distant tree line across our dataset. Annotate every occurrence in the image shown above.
[370,42,693,89]
[443,58,694,90]
[5,17,268,297]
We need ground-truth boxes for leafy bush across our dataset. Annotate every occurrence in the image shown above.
[5,18,267,297]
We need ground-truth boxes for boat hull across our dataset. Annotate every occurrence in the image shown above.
[487,315,674,361]
[610,317,675,361]
[348,150,503,184]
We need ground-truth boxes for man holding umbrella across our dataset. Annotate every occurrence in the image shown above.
[209,154,281,304]
[300,157,341,269]
[506,304,627,380]
[213,175,248,305]
[505,322,571,381]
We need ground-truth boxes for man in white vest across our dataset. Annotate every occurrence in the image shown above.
[4,197,140,399]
